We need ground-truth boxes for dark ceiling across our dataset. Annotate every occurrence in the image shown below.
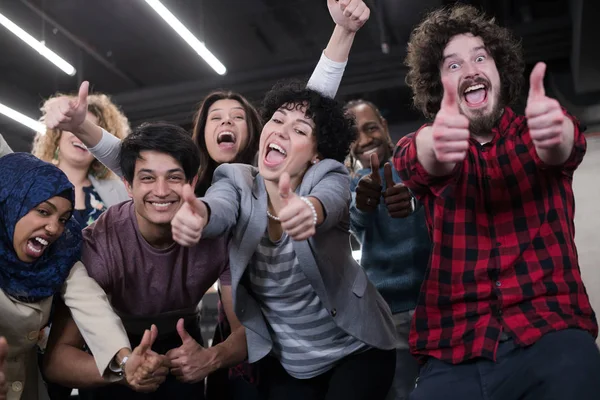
[1,0,598,152]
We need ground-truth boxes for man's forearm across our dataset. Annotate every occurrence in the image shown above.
[323,25,356,62]
[205,327,247,373]
[535,118,576,165]
[44,345,110,388]
[74,118,104,148]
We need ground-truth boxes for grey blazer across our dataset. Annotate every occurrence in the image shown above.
[202,160,399,363]
[0,133,13,158]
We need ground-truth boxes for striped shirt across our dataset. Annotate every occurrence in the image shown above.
[248,232,366,379]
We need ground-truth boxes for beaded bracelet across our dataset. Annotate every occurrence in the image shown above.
[300,196,318,226]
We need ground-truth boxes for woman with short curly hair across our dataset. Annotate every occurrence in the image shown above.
[32,93,130,228]
[172,81,398,399]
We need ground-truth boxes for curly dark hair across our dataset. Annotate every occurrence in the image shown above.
[405,4,524,119]
[261,81,356,163]
[191,90,261,196]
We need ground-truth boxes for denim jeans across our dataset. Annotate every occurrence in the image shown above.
[410,329,600,400]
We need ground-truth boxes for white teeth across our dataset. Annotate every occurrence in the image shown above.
[151,202,172,208]
[27,242,42,254]
[35,237,48,246]
[363,148,378,155]
[218,131,235,143]
[72,142,87,150]
[268,143,287,155]
[464,84,485,93]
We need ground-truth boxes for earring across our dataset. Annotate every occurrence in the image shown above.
[311,159,318,165]
[52,147,60,166]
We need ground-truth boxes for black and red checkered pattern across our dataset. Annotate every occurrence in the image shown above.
[394,107,597,364]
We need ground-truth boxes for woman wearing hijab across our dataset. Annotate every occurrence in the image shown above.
[0,153,165,400]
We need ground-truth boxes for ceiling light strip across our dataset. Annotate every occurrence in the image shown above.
[143,0,226,75]
[0,11,76,76]
[0,102,45,133]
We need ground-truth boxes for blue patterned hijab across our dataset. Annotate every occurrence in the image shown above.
[0,153,82,302]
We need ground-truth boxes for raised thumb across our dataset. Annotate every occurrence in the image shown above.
[0,337,7,365]
[383,162,395,189]
[369,153,381,185]
[133,329,151,356]
[440,77,459,112]
[278,172,291,204]
[176,318,192,344]
[71,81,89,110]
[182,184,205,217]
[528,62,546,101]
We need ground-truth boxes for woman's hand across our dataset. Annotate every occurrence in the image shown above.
[278,173,319,241]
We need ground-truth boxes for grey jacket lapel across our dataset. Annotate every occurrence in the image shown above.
[232,175,268,289]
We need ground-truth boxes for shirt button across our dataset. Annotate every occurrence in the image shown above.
[12,381,23,392]
[28,331,39,341]
[330,308,337,317]
[495,281,501,287]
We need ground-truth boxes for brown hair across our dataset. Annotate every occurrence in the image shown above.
[33,93,130,179]
[191,91,261,196]
[405,4,524,119]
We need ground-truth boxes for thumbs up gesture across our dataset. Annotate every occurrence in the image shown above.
[165,319,213,383]
[43,81,89,132]
[382,163,414,218]
[431,78,470,163]
[171,184,209,247]
[525,62,565,149]
[0,337,8,400]
[355,153,383,212]
[277,172,318,241]
[123,325,169,392]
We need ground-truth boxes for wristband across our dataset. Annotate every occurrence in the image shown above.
[300,196,318,226]
[120,355,129,377]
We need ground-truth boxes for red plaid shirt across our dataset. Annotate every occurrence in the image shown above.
[394,107,597,364]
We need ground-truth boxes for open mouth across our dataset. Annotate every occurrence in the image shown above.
[463,83,488,107]
[72,141,89,152]
[26,236,49,258]
[263,142,287,168]
[217,131,237,149]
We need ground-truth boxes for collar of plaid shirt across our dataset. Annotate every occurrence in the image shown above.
[393,106,598,364]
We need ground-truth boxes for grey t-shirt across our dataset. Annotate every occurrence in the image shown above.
[248,231,366,379]
[82,201,230,316]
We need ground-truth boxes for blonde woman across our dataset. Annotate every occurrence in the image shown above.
[32,94,132,400]
[33,94,130,228]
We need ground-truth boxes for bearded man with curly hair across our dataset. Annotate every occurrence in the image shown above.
[394,4,600,399]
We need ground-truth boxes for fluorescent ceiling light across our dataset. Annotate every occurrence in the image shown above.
[0,102,45,134]
[0,12,76,76]
[143,0,227,75]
